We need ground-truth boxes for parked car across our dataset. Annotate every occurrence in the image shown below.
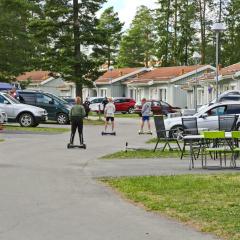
[62,97,76,106]
[0,92,47,127]
[89,97,105,112]
[114,97,136,114]
[17,90,71,124]
[164,101,240,138]
[0,108,7,124]
[134,100,180,116]
[198,90,240,112]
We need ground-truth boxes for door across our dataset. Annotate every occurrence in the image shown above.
[197,105,227,130]
[36,93,56,120]
[0,95,14,119]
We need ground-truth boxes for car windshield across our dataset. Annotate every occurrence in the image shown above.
[3,93,20,104]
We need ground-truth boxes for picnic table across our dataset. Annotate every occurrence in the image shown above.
[184,132,233,170]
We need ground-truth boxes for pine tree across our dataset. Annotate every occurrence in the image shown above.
[117,6,156,68]
[0,0,35,81]
[94,7,124,68]
[30,0,106,98]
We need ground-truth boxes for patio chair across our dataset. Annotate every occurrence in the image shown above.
[180,117,201,159]
[218,115,238,131]
[203,131,232,169]
[153,115,181,152]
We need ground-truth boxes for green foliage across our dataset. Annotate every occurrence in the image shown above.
[0,0,35,81]
[117,6,156,68]
[30,0,106,97]
[93,7,124,68]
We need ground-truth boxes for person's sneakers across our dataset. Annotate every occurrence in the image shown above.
[138,130,144,134]
[147,130,152,134]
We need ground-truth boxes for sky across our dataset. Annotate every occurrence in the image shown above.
[100,0,157,30]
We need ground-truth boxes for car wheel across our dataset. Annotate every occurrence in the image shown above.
[19,113,34,127]
[128,107,134,114]
[170,125,184,140]
[121,112,127,114]
[57,113,69,125]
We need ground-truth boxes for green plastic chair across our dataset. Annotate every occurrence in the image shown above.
[203,131,231,168]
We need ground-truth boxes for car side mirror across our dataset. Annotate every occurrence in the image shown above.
[49,100,54,105]
[201,113,208,119]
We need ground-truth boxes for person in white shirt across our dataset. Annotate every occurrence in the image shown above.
[104,97,116,132]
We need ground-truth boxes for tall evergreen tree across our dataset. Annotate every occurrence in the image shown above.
[0,0,35,81]
[30,0,106,98]
[222,0,240,65]
[117,6,156,68]
[94,7,123,68]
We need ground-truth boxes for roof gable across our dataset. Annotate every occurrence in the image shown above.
[16,71,52,83]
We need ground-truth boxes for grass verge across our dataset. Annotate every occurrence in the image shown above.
[84,119,104,125]
[102,174,240,240]
[101,149,181,159]
[5,125,69,133]
[0,139,4,142]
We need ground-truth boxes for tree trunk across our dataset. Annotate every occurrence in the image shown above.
[73,0,82,99]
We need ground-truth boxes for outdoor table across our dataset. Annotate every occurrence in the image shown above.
[184,132,232,170]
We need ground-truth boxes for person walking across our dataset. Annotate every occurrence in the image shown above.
[104,97,116,132]
[69,97,86,145]
[139,98,152,134]
[83,97,91,118]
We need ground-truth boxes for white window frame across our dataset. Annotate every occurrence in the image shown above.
[128,88,137,100]
[136,88,144,102]
[158,87,167,102]
[149,87,158,100]
[197,88,204,105]
[99,88,107,97]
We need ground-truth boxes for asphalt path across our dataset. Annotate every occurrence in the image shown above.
[0,118,220,240]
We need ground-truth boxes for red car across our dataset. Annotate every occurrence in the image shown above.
[113,97,136,114]
[134,100,180,116]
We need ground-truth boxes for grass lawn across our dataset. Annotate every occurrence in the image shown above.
[83,118,104,125]
[101,149,181,159]
[102,174,240,240]
[114,113,139,118]
[0,139,4,142]
[5,125,69,133]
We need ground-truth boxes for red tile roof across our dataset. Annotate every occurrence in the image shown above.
[16,71,52,83]
[96,68,140,83]
[199,63,240,81]
[130,65,204,83]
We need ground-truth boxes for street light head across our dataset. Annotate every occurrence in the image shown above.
[192,52,201,60]
[108,66,114,71]
[212,22,226,32]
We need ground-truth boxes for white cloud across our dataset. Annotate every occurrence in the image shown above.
[101,0,157,30]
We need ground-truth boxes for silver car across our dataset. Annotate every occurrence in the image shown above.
[0,92,47,127]
[164,101,240,138]
[0,108,7,124]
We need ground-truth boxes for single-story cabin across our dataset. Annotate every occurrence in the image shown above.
[16,71,76,97]
[95,65,215,108]
[185,63,240,108]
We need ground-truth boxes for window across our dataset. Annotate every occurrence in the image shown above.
[36,94,53,104]
[152,101,161,107]
[161,101,170,107]
[207,105,227,116]
[0,95,6,104]
[158,88,167,102]
[99,89,107,97]
[197,89,204,105]
[226,105,240,114]
[91,98,103,104]
[18,93,36,105]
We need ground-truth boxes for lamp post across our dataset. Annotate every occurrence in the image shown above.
[192,51,201,112]
[212,22,226,102]
[109,66,114,97]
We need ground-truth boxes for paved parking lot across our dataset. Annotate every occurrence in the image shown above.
[0,119,219,240]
